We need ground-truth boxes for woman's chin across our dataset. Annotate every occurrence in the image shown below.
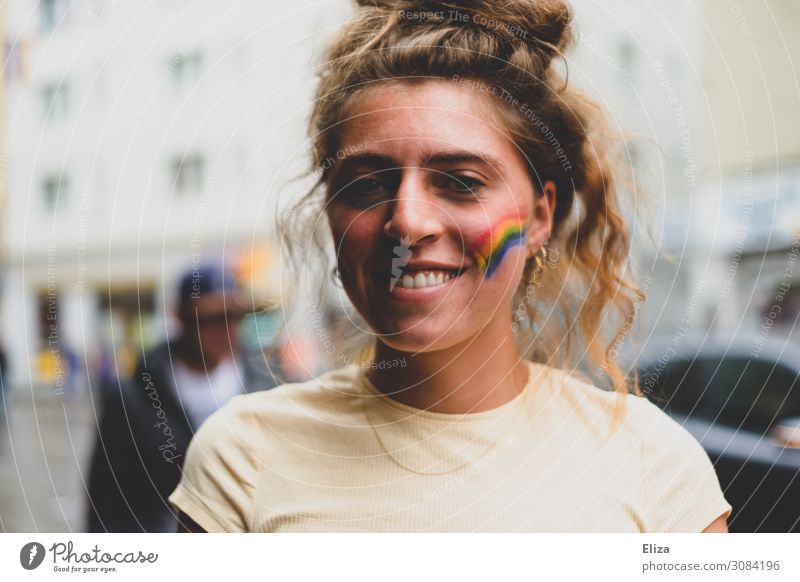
[373,325,466,355]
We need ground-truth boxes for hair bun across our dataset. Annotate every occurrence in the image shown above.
[355,0,573,56]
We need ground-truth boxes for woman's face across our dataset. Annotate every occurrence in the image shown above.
[325,79,554,353]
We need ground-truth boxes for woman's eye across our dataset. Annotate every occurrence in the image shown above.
[336,177,391,206]
[441,174,484,195]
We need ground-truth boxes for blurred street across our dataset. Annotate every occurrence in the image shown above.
[0,387,96,532]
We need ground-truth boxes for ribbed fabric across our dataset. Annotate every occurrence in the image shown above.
[168,361,732,532]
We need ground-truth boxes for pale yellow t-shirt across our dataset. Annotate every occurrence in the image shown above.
[168,360,732,532]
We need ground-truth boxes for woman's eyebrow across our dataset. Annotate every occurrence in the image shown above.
[334,150,505,173]
[334,153,397,173]
[326,153,397,185]
[422,151,506,173]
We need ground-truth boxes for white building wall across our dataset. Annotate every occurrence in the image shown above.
[570,0,708,339]
[2,0,349,388]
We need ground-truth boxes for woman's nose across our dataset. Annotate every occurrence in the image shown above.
[383,174,444,244]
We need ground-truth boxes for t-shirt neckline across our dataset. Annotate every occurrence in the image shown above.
[355,360,541,424]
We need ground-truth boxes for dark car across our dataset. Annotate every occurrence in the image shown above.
[633,334,800,532]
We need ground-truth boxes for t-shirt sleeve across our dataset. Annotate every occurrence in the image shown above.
[168,395,262,532]
[626,394,732,533]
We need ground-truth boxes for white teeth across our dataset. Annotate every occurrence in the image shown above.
[394,270,458,290]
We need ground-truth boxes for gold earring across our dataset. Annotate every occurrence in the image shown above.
[538,245,550,267]
[530,245,548,288]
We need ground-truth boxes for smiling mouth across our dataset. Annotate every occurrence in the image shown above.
[390,268,466,290]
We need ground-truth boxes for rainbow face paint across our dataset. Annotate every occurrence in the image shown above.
[473,217,527,278]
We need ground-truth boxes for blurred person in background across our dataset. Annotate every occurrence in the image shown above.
[86,264,278,532]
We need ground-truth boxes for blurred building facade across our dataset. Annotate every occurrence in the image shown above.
[0,0,343,390]
[695,0,800,343]
[570,0,711,342]
[571,0,800,348]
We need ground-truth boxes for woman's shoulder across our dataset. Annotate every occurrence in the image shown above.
[532,363,730,530]
[617,389,704,450]
[204,365,366,430]
[534,362,715,465]
[529,362,695,440]
[618,390,732,531]
[184,364,366,470]
[530,363,630,424]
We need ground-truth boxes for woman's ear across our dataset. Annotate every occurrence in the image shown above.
[526,180,557,257]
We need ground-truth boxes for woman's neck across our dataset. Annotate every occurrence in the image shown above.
[367,321,529,414]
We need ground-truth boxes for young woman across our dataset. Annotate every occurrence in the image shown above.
[169,0,731,532]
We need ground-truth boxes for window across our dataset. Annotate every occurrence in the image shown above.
[170,50,204,87]
[616,39,636,78]
[42,174,69,211]
[40,0,70,33]
[171,154,205,194]
[41,82,69,121]
[625,141,641,166]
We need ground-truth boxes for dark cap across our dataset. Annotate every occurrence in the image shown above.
[177,264,250,318]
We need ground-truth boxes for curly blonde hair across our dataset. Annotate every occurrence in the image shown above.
[279,0,645,423]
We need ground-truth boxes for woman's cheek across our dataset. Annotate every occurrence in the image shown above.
[329,211,377,260]
[469,216,528,279]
